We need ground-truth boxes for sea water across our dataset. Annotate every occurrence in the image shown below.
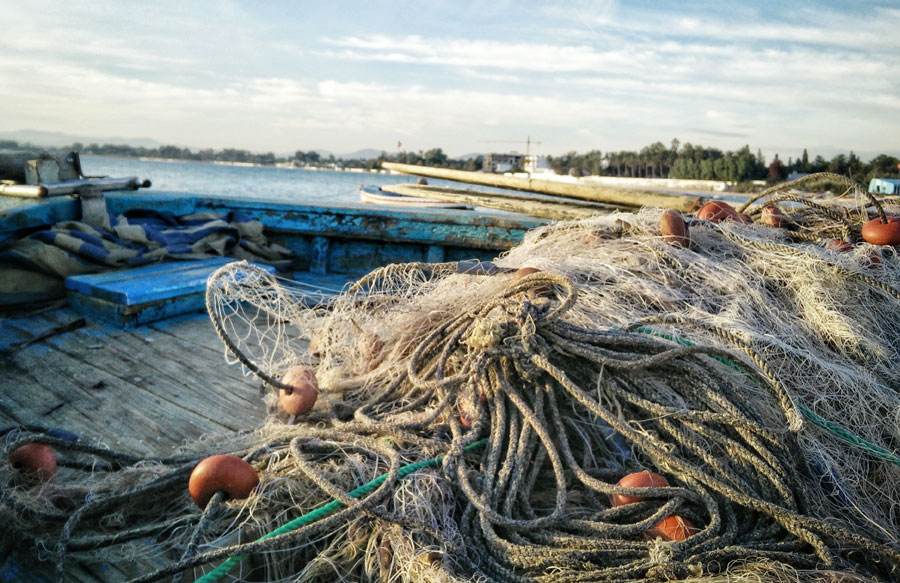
[81,156,503,205]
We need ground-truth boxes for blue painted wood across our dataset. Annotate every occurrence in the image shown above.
[2,192,544,250]
[65,258,240,305]
[3,191,547,326]
[65,259,276,327]
[67,289,208,328]
[426,244,444,263]
[0,195,80,243]
[311,236,329,275]
[100,193,545,250]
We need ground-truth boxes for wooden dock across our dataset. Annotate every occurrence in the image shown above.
[0,309,271,582]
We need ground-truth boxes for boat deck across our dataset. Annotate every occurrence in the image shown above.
[0,309,271,582]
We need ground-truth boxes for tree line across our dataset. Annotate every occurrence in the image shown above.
[3,138,896,186]
[548,139,899,186]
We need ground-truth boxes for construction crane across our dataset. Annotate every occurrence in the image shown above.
[479,136,542,158]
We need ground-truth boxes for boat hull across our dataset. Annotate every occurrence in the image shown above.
[359,184,470,209]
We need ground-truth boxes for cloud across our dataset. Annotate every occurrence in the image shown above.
[1,0,898,156]
[318,36,635,73]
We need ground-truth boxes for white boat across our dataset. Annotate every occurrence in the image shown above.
[359,184,470,209]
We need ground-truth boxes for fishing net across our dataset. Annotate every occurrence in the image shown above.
[3,173,900,583]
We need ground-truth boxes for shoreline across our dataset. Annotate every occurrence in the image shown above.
[85,155,733,192]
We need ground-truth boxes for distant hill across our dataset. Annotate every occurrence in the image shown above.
[0,129,163,149]
[455,152,484,161]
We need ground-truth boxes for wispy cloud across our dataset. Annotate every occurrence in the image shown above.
[318,35,635,73]
[0,0,897,157]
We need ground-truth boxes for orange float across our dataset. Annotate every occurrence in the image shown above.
[865,249,883,269]
[861,217,900,246]
[514,266,541,279]
[610,471,669,507]
[658,210,690,247]
[9,443,57,482]
[696,201,738,223]
[188,454,259,508]
[278,366,319,415]
[648,515,699,541]
[513,267,551,296]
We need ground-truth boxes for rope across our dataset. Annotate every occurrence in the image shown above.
[168,439,487,583]
[629,325,900,468]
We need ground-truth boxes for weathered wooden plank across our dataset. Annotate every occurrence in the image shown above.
[65,259,277,328]
[0,310,269,583]
[0,195,79,243]
[1,313,266,453]
[80,328,264,426]
[383,162,701,212]
[100,193,545,250]
[64,258,236,304]
[381,183,610,220]
[66,257,275,327]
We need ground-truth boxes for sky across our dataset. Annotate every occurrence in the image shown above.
[1,0,898,160]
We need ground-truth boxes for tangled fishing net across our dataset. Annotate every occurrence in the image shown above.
[3,173,900,582]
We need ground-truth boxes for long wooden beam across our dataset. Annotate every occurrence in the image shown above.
[381,184,608,220]
[382,162,700,212]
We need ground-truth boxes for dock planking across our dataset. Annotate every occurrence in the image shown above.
[0,308,273,582]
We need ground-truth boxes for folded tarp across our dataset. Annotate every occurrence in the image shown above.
[0,210,294,306]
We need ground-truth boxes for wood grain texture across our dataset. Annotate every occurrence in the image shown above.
[0,310,269,582]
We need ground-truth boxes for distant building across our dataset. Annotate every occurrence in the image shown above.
[483,152,524,173]
[524,155,550,174]
[484,152,549,174]
[869,178,900,194]
[787,171,808,181]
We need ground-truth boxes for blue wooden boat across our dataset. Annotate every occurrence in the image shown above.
[0,182,544,582]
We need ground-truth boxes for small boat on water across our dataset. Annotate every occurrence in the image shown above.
[358,183,470,209]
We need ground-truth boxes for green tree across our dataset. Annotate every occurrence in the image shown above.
[423,148,448,167]
[828,154,849,175]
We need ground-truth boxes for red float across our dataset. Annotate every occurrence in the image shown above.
[278,366,319,415]
[861,217,900,246]
[648,515,699,541]
[188,454,259,508]
[826,240,852,252]
[658,210,690,247]
[9,443,57,482]
[610,471,669,507]
[513,267,551,296]
[696,201,738,223]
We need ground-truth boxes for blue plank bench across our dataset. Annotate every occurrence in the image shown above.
[65,258,275,327]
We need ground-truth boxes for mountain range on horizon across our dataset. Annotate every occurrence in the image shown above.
[1,128,895,164]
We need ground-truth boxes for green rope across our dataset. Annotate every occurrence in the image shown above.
[631,326,900,468]
[193,438,487,583]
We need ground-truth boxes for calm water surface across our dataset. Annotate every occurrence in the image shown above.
[81,156,510,205]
